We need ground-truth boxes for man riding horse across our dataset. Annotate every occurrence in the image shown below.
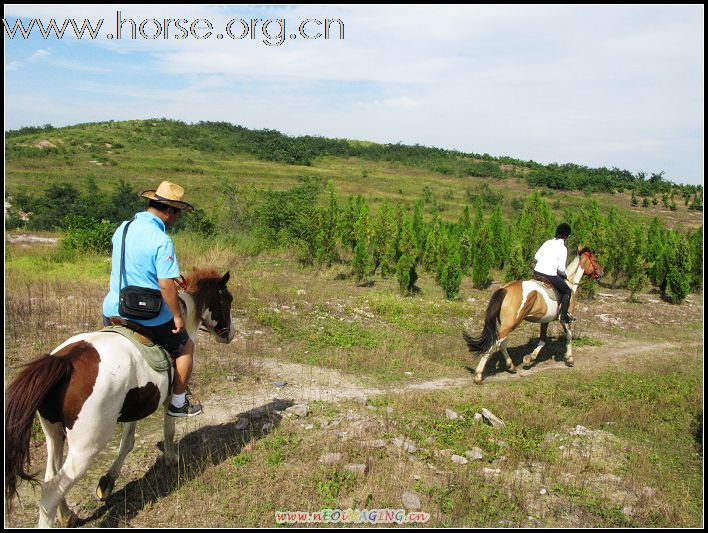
[533,223,575,326]
[463,223,603,383]
[101,180,201,417]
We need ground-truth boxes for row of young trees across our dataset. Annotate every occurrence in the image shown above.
[6,177,702,304]
[630,189,703,211]
[214,178,702,304]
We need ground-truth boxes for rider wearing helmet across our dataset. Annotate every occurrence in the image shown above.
[533,223,575,325]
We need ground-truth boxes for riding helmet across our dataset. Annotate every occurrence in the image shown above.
[555,223,571,239]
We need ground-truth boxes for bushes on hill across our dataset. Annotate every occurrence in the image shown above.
[7,119,701,200]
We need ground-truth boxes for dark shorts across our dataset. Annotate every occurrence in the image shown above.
[103,316,190,357]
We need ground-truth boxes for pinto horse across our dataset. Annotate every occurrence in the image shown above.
[463,247,603,383]
[5,268,235,528]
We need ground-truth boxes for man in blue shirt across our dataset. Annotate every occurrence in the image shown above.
[102,181,201,417]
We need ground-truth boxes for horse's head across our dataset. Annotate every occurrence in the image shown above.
[185,269,235,343]
[577,247,604,280]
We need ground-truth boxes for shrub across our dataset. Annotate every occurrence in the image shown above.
[440,250,463,299]
[61,218,115,256]
[178,207,217,236]
[504,239,529,282]
[472,239,493,289]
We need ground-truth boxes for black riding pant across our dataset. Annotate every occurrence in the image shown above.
[533,271,572,319]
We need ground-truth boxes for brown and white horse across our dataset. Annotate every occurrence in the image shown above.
[5,268,236,528]
[463,247,603,383]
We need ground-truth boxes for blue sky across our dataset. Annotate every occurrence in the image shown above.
[4,4,704,185]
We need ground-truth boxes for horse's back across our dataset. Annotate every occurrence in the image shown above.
[45,330,170,442]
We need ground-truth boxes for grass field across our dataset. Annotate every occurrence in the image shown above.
[4,233,703,528]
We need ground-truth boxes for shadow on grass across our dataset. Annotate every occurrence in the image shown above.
[78,398,294,527]
[464,336,570,379]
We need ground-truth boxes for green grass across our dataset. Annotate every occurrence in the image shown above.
[5,245,110,282]
[572,335,603,347]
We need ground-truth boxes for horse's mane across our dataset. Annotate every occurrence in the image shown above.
[577,246,595,255]
[182,267,222,293]
[181,268,224,319]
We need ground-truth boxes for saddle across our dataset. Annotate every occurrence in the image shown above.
[101,317,174,390]
[532,273,559,302]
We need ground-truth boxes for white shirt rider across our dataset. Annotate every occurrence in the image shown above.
[534,238,568,278]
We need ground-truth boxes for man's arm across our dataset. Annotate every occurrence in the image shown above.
[159,277,185,333]
[557,245,568,279]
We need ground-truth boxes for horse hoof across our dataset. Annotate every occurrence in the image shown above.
[565,360,575,367]
[522,355,531,365]
[507,367,517,374]
[96,474,115,501]
[58,510,81,528]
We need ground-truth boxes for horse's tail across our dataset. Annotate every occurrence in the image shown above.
[5,354,72,506]
[463,288,507,353]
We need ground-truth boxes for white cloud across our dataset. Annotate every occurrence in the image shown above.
[4,61,23,71]
[31,48,50,59]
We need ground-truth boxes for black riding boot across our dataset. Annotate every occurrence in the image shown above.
[559,293,574,324]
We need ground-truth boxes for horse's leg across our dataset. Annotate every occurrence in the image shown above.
[475,292,531,383]
[38,409,117,528]
[561,321,574,367]
[38,447,98,528]
[523,322,549,366]
[96,422,137,501]
[474,340,501,383]
[500,337,516,373]
[162,405,178,466]
[39,417,78,528]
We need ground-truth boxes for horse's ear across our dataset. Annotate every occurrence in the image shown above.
[221,271,230,285]
[577,244,583,254]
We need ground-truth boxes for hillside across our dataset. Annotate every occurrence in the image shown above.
[4,119,703,230]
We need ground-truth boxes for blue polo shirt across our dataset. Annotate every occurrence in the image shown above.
[102,211,181,326]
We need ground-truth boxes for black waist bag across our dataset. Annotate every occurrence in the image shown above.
[119,286,163,320]
[118,219,162,320]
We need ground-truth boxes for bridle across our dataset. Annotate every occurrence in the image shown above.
[567,251,603,288]
[584,251,603,280]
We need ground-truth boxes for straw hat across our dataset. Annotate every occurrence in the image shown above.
[140,181,194,212]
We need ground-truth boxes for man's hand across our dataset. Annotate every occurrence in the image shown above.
[172,314,186,334]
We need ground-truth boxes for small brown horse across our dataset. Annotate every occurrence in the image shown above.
[463,247,603,383]
[5,268,235,528]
